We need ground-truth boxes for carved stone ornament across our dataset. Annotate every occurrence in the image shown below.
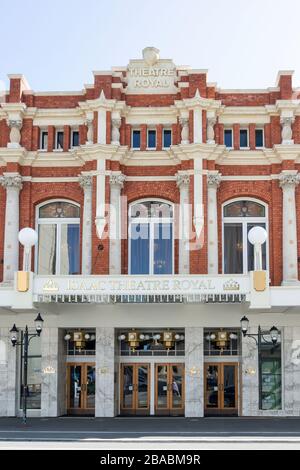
[179,117,189,143]
[78,174,92,190]
[86,119,93,144]
[279,172,300,188]
[142,47,160,66]
[281,116,294,142]
[8,119,22,145]
[176,173,190,188]
[207,172,222,188]
[110,173,126,188]
[0,174,23,190]
[111,118,121,144]
[207,117,216,142]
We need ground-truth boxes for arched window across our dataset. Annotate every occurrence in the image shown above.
[222,199,267,274]
[129,200,173,274]
[36,200,80,275]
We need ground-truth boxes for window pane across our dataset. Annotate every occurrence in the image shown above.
[37,224,57,274]
[130,223,150,274]
[255,129,263,147]
[247,223,266,271]
[41,131,48,149]
[148,130,156,148]
[153,223,173,274]
[39,201,80,218]
[20,335,41,410]
[163,130,172,148]
[56,131,64,149]
[260,344,281,410]
[240,129,248,148]
[132,130,141,149]
[224,201,265,217]
[224,130,232,148]
[60,224,80,274]
[224,223,243,274]
[72,131,79,147]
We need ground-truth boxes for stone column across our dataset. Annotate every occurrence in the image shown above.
[180,117,189,145]
[41,328,66,417]
[279,171,300,285]
[176,173,190,274]
[7,119,22,148]
[0,174,22,282]
[185,327,203,417]
[0,328,17,416]
[95,327,115,417]
[79,174,93,274]
[241,328,259,416]
[109,173,125,274]
[207,171,221,274]
[283,326,300,416]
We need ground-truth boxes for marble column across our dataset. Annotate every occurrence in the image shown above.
[0,174,22,282]
[0,328,17,416]
[207,171,221,274]
[79,174,93,274]
[279,171,300,285]
[41,328,66,417]
[109,173,125,274]
[241,328,259,416]
[283,326,300,416]
[176,173,190,274]
[95,327,115,417]
[185,327,203,417]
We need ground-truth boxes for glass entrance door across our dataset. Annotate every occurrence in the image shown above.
[204,363,238,415]
[155,363,184,416]
[120,364,150,415]
[67,363,95,415]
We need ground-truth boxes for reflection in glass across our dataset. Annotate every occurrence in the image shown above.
[137,366,148,408]
[224,223,243,274]
[206,365,219,408]
[123,366,134,408]
[171,365,183,408]
[223,365,236,408]
[69,365,82,409]
[154,223,172,274]
[37,224,57,274]
[247,223,266,271]
[60,224,80,274]
[86,365,96,409]
[156,365,168,408]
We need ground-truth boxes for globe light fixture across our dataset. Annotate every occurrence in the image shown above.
[18,228,38,271]
[248,226,267,271]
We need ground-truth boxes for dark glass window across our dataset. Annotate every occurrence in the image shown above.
[224,223,243,274]
[224,129,233,148]
[240,129,248,148]
[72,131,79,147]
[255,129,264,148]
[56,131,64,150]
[39,201,80,218]
[148,130,156,149]
[163,129,172,148]
[259,341,282,410]
[132,130,141,149]
[204,330,240,356]
[40,131,48,150]
[224,201,265,218]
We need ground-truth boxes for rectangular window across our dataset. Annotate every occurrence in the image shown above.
[132,130,141,149]
[130,223,150,274]
[55,131,64,150]
[40,130,48,150]
[71,130,79,148]
[37,224,57,274]
[224,223,243,274]
[20,334,41,410]
[240,129,249,148]
[147,129,156,149]
[224,129,233,148]
[259,342,282,410]
[255,129,264,148]
[60,224,80,275]
[163,129,172,148]
[247,223,266,271]
[153,223,173,274]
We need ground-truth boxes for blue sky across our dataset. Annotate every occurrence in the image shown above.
[1,0,300,92]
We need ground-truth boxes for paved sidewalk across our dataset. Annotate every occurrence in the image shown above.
[0,416,300,441]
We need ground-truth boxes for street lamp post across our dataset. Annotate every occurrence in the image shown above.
[240,315,279,346]
[10,313,44,424]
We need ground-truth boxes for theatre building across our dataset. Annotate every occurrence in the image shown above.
[1,47,300,418]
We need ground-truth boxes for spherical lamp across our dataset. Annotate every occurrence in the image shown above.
[18,228,38,271]
[248,226,267,246]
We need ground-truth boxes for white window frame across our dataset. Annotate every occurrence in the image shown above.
[54,129,64,152]
[128,198,174,275]
[255,127,265,149]
[131,128,141,150]
[70,128,80,149]
[162,128,172,149]
[239,127,249,149]
[147,128,156,150]
[222,197,269,275]
[35,199,80,275]
[224,128,233,149]
[39,129,48,151]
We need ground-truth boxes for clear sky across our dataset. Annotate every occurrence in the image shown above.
[1,0,300,92]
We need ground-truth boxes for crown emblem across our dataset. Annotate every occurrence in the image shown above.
[223,279,240,291]
[42,279,59,292]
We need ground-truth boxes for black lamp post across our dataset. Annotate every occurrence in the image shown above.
[240,315,279,346]
[10,313,44,424]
